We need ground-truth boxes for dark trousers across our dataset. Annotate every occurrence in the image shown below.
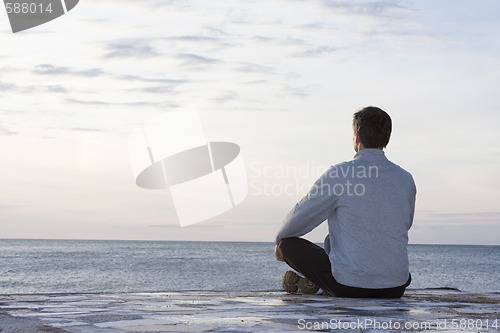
[278,237,411,298]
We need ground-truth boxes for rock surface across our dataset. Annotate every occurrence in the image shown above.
[1,289,499,332]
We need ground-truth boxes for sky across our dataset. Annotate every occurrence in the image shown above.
[0,0,499,245]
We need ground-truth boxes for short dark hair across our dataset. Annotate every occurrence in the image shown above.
[352,106,392,148]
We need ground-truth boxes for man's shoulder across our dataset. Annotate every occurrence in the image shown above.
[326,160,356,173]
[388,160,414,177]
[331,159,353,169]
[320,159,366,181]
[387,161,416,189]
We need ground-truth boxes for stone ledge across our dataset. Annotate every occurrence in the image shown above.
[1,289,499,332]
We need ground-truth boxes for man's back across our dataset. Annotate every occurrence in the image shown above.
[275,106,416,298]
[325,149,416,288]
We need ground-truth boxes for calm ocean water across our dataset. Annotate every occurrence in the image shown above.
[0,240,498,294]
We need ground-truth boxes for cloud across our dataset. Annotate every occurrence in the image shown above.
[65,127,105,133]
[66,98,175,109]
[116,74,187,94]
[150,222,226,228]
[66,99,111,106]
[292,46,340,58]
[359,28,449,46]
[149,0,192,10]
[0,81,20,91]
[162,34,236,50]
[234,62,277,75]
[43,85,68,93]
[33,64,104,77]
[295,22,331,31]
[104,40,159,58]
[429,212,500,219]
[116,74,186,85]
[204,27,235,37]
[0,124,18,136]
[211,90,238,104]
[0,204,21,210]
[279,84,311,98]
[251,35,305,48]
[319,0,412,17]
[165,35,220,43]
[0,80,69,95]
[241,79,268,85]
[415,211,500,228]
[137,86,176,94]
[177,53,220,66]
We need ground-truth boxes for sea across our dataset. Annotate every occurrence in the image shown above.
[0,240,499,295]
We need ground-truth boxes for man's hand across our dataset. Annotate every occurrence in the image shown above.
[275,244,285,262]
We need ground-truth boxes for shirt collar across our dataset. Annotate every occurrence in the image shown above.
[354,148,386,160]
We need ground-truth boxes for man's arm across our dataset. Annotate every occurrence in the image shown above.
[408,176,417,229]
[274,244,284,261]
[275,168,339,244]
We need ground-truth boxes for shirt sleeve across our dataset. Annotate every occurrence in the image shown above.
[275,168,339,244]
[408,175,417,229]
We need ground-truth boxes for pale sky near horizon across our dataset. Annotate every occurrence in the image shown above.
[1,0,499,245]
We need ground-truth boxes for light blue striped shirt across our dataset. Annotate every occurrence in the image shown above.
[276,149,416,288]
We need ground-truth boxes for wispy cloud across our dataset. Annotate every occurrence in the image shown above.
[279,84,311,98]
[149,0,192,10]
[319,0,413,18]
[43,85,68,93]
[66,98,176,109]
[137,86,176,94]
[234,62,277,75]
[64,127,105,133]
[177,53,220,66]
[241,79,268,85]
[292,46,340,58]
[211,90,238,104]
[0,80,67,94]
[252,35,305,48]
[116,74,187,94]
[104,39,159,58]
[0,124,18,136]
[115,74,186,85]
[163,34,236,50]
[295,22,332,31]
[165,35,219,43]
[150,221,226,228]
[0,81,19,91]
[0,204,21,210]
[360,28,449,45]
[204,27,235,37]
[429,212,500,219]
[33,64,104,77]
[415,211,500,228]
[66,99,112,106]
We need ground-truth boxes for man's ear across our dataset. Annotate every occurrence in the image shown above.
[355,132,361,144]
